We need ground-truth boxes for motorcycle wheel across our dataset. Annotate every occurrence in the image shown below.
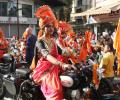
[89,86,101,100]
[20,88,45,100]
[81,84,101,100]
[0,76,6,99]
[98,78,113,95]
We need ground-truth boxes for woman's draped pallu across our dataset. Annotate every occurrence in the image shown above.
[32,39,63,100]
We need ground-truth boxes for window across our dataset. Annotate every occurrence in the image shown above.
[77,0,82,6]
[8,1,17,17]
[22,4,32,18]
[0,2,7,16]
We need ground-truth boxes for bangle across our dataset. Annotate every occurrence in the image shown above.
[57,61,63,67]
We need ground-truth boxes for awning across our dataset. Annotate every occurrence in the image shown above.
[71,2,120,17]
[111,3,120,11]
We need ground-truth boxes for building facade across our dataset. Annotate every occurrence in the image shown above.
[70,0,94,32]
[71,0,93,22]
[70,0,120,39]
[0,0,37,38]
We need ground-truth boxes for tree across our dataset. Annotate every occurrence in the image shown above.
[34,0,73,22]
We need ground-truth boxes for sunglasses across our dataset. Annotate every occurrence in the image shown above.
[45,24,53,28]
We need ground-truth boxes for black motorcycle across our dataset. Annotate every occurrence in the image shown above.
[0,53,15,99]
[0,53,100,100]
[97,68,120,100]
[87,56,120,100]
[0,53,28,99]
[77,61,101,100]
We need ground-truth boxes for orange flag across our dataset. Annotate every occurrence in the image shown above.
[93,64,99,85]
[113,22,120,75]
[113,22,120,55]
[79,41,88,63]
[79,30,92,63]
[85,30,92,53]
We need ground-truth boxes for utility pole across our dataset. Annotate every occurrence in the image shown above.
[8,0,11,38]
[17,0,19,40]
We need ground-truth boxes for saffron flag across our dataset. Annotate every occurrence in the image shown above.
[113,21,120,75]
[113,22,120,56]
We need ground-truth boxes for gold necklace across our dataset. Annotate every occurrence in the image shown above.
[44,38,53,51]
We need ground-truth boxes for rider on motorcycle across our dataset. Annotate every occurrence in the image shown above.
[31,5,76,100]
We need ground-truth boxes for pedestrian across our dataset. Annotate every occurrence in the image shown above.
[22,26,33,43]
[26,26,37,65]
[99,42,115,79]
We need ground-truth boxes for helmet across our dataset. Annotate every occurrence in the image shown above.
[2,54,14,64]
[60,71,80,90]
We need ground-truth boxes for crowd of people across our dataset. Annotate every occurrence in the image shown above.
[0,5,119,100]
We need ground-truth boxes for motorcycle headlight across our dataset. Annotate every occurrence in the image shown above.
[60,72,80,89]
[60,75,73,88]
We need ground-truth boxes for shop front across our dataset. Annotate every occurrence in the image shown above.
[71,1,120,40]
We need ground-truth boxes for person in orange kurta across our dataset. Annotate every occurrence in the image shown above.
[0,27,9,60]
[31,5,76,100]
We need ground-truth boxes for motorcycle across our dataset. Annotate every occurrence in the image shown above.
[77,60,101,100]
[2,68,44,100]
[0,53,101,100]
[86,56,120,100]
[0,53,15,99]
[0,53,80,100]
[1,67,81,100]
[97,67,120,100]
[0,53,28,99]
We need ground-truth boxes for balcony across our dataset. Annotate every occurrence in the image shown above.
[0,16,37,24]
[76,5,91,13]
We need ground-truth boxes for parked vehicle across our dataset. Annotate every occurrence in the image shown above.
[0,53,100,100]
[0,53,28,99]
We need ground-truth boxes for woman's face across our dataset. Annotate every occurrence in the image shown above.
[104,45,109,53]
[44,24,54,35]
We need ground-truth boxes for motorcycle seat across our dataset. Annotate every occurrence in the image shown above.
[113,77,120,84]
[16,68,30,76]
[102,94,116,100]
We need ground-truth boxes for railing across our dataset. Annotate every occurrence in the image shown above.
[0,16,37,24]
[75,5,92,13]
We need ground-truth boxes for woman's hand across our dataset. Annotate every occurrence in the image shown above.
[63,48,70,56]
[62,63,77,71]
